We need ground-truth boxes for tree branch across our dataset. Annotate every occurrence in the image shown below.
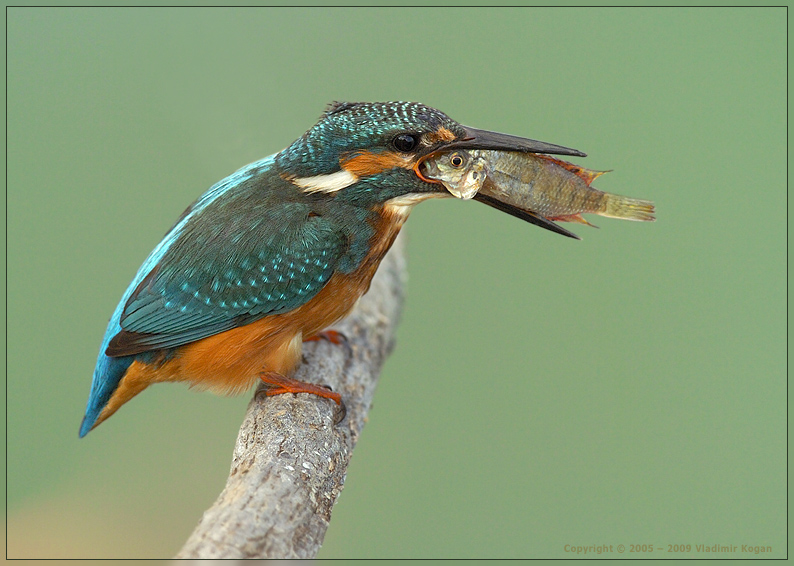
[175,233,407,559]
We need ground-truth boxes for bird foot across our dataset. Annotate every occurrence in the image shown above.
[258,371,346,423]
[304,329,348,345]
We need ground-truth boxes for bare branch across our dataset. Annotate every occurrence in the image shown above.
[175,234,407,559]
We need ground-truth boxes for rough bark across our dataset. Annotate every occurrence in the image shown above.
[175,234,407,559]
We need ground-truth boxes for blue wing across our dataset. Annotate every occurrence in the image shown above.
[107,202,344,354]
[81,154,348,436]
[106,181,347,355]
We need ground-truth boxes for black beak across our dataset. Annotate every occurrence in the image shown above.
[447,126,586,157]
[416,126,587,239]
[450,127,584,239]
[474,192,581,240]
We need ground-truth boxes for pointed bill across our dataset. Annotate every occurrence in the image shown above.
[447,126,586,157]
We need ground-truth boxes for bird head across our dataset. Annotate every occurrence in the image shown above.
[276,101,585,218]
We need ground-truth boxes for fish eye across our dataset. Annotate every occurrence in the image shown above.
[393,134,418,152]
[449,153,465,168]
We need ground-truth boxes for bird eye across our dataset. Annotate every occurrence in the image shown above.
[393,134,418,153]
[449,153,465,168]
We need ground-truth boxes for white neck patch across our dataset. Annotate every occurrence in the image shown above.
[384,192,450,220]
[292,169,359,194]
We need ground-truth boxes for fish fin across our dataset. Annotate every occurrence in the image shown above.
[473,193,581,240]
[548,213,599,228]
[534,154,610,185]
[601,194,656,221]
[580,168,610,185]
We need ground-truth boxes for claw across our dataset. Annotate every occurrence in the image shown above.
[333,395,347,424]
[319,383,347,424]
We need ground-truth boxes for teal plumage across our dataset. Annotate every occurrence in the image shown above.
[80,101,585,437]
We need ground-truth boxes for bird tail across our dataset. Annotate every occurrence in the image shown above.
[80,354,134,437]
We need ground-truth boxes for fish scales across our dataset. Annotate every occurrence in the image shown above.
[485,152,607,218]
[478,152,590,217]
[418,149,655,233]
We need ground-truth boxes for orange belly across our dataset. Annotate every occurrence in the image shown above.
[94,204,407,429]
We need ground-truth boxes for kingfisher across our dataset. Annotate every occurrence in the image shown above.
[79,101,585,437]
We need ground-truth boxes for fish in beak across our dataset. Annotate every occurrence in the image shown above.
[418,130,653,240]
[415,127,586,238]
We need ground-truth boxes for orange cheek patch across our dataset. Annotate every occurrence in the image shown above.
[425,127,457,144]
[340,150,414,177]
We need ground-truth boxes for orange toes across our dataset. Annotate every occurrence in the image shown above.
[304,330,347,346]
[258,371,342,405]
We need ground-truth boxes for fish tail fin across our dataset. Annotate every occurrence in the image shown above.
[601,193,656,222]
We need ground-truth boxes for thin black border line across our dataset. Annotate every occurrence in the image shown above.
[2,4,792,7]
[4,5,6,556]
[782,7,790,564]
[4,4,789,561]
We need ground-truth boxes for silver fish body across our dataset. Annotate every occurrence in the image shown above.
[419,149,655,228]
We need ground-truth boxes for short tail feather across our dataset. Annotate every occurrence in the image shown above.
[601,194,655,222]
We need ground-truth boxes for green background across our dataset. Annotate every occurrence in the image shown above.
[6,7,786,559]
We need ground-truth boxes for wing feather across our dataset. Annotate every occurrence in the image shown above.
[106,199,345,356]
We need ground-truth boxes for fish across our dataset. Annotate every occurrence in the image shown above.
[418,149,655,239]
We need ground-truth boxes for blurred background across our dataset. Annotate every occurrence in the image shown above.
[6,7,786,559]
